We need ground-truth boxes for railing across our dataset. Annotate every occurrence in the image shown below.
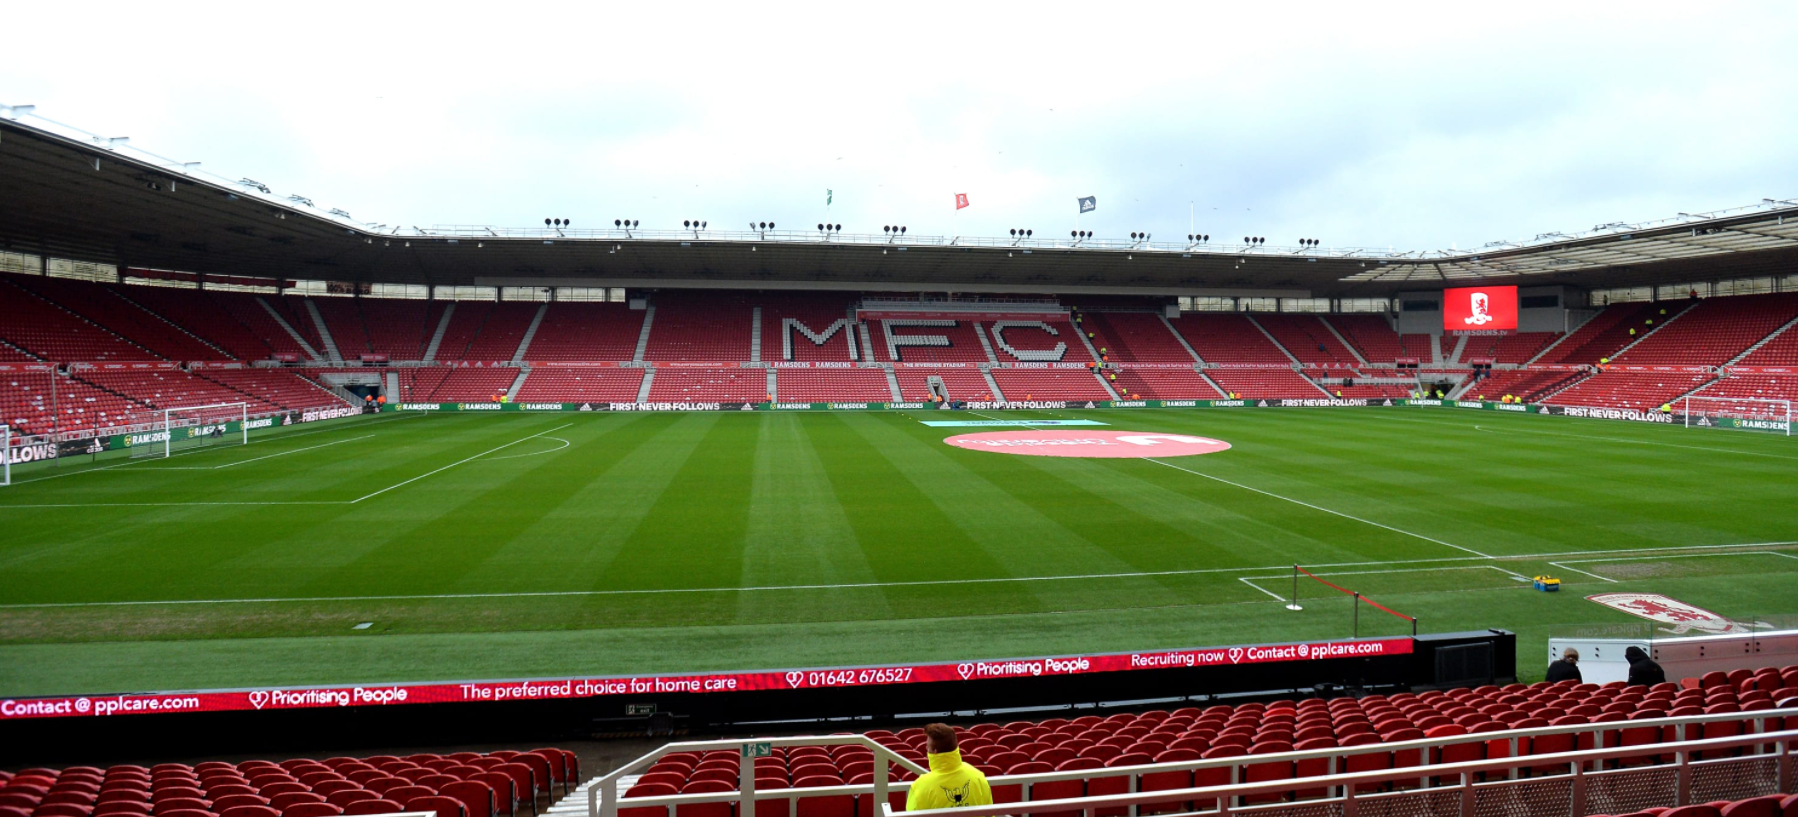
[591,735,926,817]
[877,729,1798,817]
[591,709,1798,817]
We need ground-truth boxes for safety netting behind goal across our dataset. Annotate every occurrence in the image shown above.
[133,403,251,458]
[1681,396,1792,435]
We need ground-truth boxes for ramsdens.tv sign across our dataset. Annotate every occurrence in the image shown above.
[1444,286,1518,334]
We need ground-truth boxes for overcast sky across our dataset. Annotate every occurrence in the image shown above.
[6,2,1795,252]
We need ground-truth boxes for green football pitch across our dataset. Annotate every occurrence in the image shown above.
[2,407,1796,698]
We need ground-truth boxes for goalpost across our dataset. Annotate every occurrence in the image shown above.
[1,425,10,487]
[1681,395,1792,436]
[133,402,251,458]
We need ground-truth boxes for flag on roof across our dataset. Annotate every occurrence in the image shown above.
[955,193,970,210]
[826,189,833,205]
[1078,196,1096,213]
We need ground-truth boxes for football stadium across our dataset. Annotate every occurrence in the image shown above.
[3,9,1798,817]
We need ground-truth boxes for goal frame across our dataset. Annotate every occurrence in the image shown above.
[160,402,251,458]
[1681,394,1791,436]
[1,424,10,486]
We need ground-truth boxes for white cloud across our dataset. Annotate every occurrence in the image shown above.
[5,0,1795,251]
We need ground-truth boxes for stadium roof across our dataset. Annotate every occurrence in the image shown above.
[4,111,1796,298]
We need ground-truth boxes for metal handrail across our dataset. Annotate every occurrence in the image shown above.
[591,735,927,817]
[876,728,1798,817]
[590,708,1798,817]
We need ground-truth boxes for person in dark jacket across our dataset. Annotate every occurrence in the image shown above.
[1545,647,1582,683]
[1624,645,1666,686]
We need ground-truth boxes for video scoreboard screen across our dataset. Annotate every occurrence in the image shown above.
[1443,285,1518,333]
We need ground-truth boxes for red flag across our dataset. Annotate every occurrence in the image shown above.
[955,193,970,210]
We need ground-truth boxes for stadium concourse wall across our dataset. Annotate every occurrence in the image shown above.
[0,631,1512,763]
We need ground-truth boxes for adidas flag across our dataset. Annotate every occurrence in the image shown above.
[1078,196,1096,213]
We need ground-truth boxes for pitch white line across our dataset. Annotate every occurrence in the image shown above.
[1142,456,1494,558]
[210,435,376,468]
[1241,565,1526,581]
[961,410,1492,559]
[4,412,424,485]
[9,541,1791,609]
[348,422,574,504]
[479,437,571,461]
[1238,577,1288,601]
[1549,562,1622,584]
[1471,424,1798,461]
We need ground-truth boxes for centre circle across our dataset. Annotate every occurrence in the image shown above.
[942,430,1233,458]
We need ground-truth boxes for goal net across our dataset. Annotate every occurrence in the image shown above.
[133,402,251,458]
[1681,395,1791,436]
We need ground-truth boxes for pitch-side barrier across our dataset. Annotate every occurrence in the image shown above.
[593,708,1798,817]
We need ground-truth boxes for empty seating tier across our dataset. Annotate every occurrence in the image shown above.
[525,304,645,362]
[893,369,994,402]
[1167,315,1291,364]
[644,293,755,362]
[1255,315,1359,367]
[647,369,767,403]
[776,369,891,402]
[870,320,991,364]
[1616,294,1798,367]
[990,369,1111,401]
[0,748,578,817]
[1205,369,1324,399]
[1109,369,1220,399]
[514,368,644,402]
[1075,312,1193,364]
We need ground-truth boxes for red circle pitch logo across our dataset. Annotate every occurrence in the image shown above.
[943,430,1232,458]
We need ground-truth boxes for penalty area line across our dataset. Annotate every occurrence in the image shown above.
[1141,457,1493,558]
[348,422,574,504]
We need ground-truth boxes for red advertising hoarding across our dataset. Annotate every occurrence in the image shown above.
[1443,286,1518,334]
[0,636,1410,721]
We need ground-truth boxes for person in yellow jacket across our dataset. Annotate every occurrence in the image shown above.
[907,724,993,811]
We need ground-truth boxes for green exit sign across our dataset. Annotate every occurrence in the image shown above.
[625,704,656,716]
[741,742,772,758]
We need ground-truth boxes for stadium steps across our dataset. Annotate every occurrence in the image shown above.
[972,323,1000,364]
[1244,315,1303,365]
[1524,312,1593,365]
[1608,301,1693,359]
[512,303,549,363]
[507,368,531,400]
[66,371,157,411]
[1429,334,1444,364]
[1447,334,1469,365]
[981,368,1006,401]
[1536,370,1597,403]
[107,287,236,360]
[1072,318,1107,363]
[1158,313,1205,362]
[765,367,778,400]
[423,301,455,362]
[1318,317,1369,366]
[0,337,43,361]
[883,367,902,401]
[632,305,655,363]
[636,368,655,402]
[857,320,876,362]
[1727,312,1798,365]
[302,299,343,362]
[2,277,167,362]
[750,306,762,362]
[256,297,322,360]
[1197,369,1229,397]
[1093,369,1122,400]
